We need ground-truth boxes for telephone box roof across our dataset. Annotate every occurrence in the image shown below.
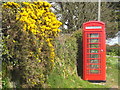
[83,21,105,26]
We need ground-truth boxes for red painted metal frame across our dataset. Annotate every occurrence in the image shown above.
[82,21,106,81]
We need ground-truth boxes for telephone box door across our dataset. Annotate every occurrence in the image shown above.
[83,32,106,81]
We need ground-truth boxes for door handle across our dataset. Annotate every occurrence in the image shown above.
[101,49,104,52]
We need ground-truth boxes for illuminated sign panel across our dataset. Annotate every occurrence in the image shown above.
[86,26,102,29]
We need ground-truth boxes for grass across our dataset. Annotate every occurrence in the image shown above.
[106,56,119,88]
[47,61,108,88]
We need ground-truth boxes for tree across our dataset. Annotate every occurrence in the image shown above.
[51,2,118,38]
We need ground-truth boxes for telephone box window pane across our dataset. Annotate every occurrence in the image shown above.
[90,59,99,63]
[90,39,99,43]
[90,49,98,53]
[90,44,99,48]
[90,65,99,69]
[90,70,99,74]
[90,54,99,58]
[90,34,99,38]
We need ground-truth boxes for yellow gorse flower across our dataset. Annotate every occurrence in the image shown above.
[3,0,62,86]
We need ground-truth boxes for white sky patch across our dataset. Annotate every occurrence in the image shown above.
[64,25,68,29]
[106,36,119,45]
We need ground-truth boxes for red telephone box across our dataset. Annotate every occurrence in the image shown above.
[82,21,106,82]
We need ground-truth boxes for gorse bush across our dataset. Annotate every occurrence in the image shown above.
[2,1,62,88]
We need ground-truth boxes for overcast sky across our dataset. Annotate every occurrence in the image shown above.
[106,37,119,45]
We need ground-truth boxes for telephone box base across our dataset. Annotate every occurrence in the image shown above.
[88,80,106,83]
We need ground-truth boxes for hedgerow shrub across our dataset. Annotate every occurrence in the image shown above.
[2,1,62,88]
[106,44,119,56]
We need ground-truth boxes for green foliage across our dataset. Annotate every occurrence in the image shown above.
[118,61,120,70]
[2,62,13,88]
[106,44,119,56]
[55,34,77,65]
[2,75,14,89]
[2,77,10,89]
[72,29,82,39]
[106,56,118,68]
[0,71,2,88]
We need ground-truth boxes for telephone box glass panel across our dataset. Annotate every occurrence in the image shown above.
[90,49,98,53]
[89,33,99,38]
[90,44,99,48]
[90,59,99,63]
[90,39,99,43]
[90,65,99,69]
[90,54,99,58]
[90,70,99,74]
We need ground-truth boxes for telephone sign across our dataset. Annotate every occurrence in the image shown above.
[82,21,106,82]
